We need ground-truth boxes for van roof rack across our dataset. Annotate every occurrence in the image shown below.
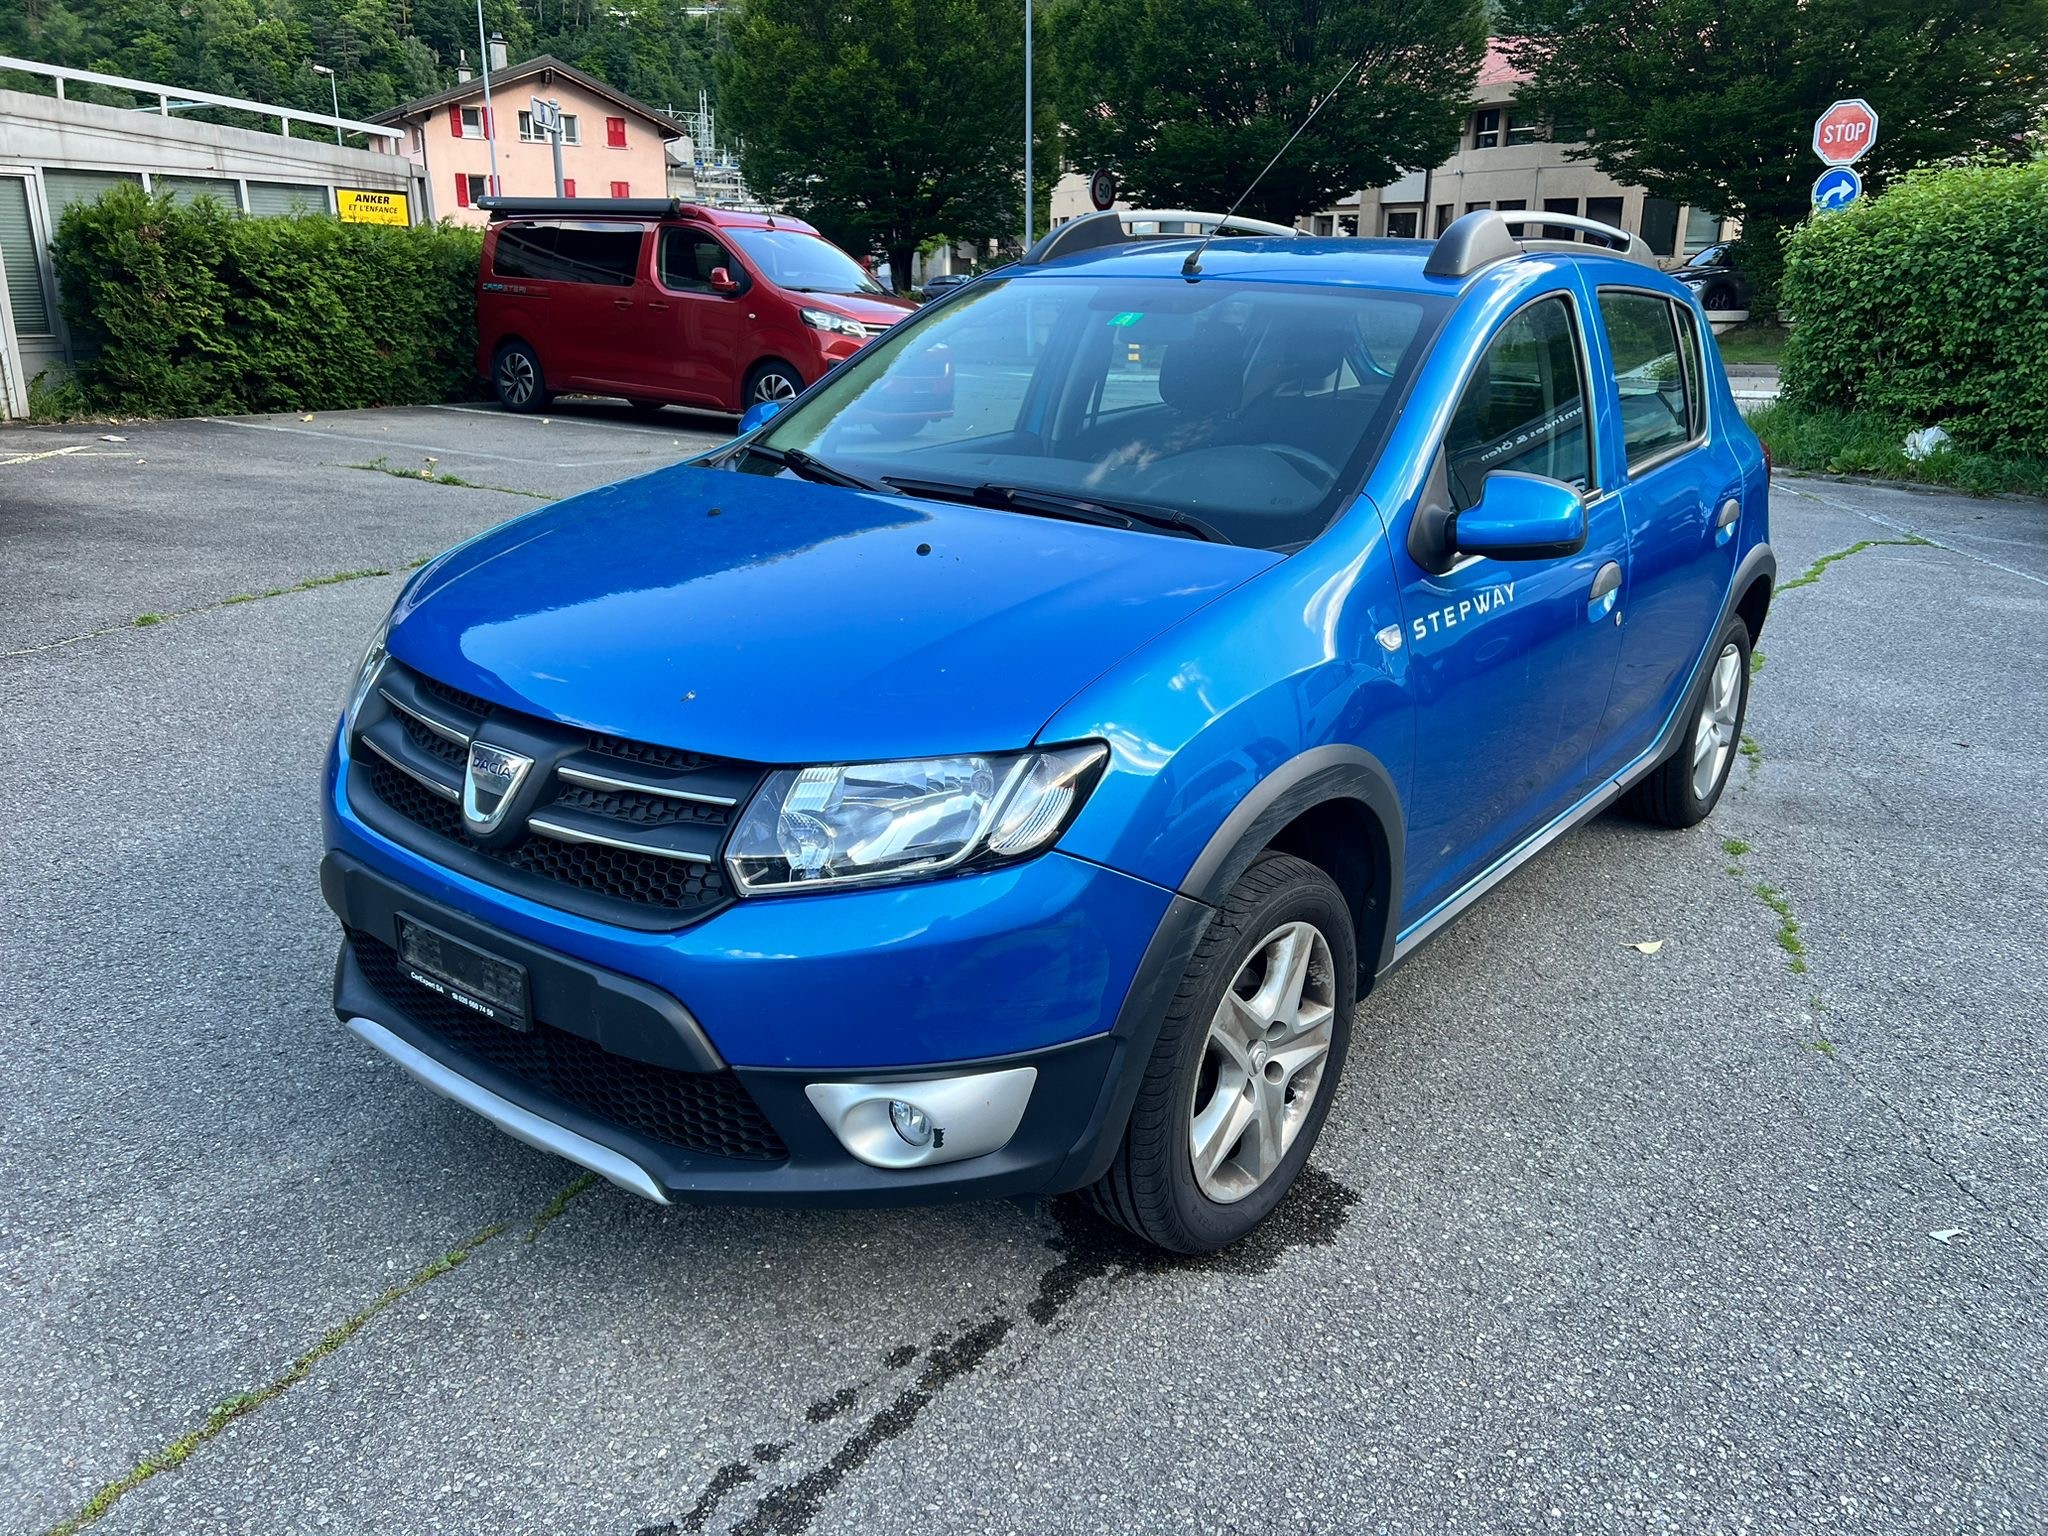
[1425,208,1650,278]
[1021,208,1299,266]
[476,196,706,221]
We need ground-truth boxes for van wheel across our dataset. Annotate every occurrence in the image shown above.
[1624,615,1752,827]
[493,342,550,413]
[1086,852,1355,1254]
[744,361,804,408]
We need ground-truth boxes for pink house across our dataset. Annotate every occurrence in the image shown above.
[373,55,685,226]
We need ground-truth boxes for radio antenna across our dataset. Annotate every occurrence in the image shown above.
[1181,52,1367,279]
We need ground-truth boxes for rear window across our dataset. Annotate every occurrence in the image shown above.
[491,221,645,287]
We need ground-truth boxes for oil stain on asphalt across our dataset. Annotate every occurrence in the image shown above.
[639,1168,1361,1535]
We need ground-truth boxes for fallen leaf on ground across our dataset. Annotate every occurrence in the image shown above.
[100,434,125,442]
[300,413,314,421]
[1629,940,1665,954]
[1929,1228,1965,1244]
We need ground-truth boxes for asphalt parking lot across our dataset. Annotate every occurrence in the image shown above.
[3,405,2044,1535]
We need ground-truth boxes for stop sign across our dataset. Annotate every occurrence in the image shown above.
[1812,99,1880,166]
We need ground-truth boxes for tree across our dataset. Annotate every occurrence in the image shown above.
[719,0,1031,291]
[1050,0,1488,225]
[1500,0,2048,310]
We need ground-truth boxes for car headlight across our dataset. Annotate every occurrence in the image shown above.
[340,609,393,735]
[800,306,867,339]
[726,743,1108,894]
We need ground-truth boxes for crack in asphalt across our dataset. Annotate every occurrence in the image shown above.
[0,564,414,659]
[1777,534,1932,593]
[641,1170,1361,1536]
[39,1175,596,1536]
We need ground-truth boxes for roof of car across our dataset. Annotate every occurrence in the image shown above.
[474,197,818,235]
[1016,208,1663,292]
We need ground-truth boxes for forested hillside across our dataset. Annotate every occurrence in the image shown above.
[0,0,724,125]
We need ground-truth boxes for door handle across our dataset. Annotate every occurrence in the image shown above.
[612,297,633,309]
[1714,496,1740,547]
[646,301,670,311]
[1588,561,1622,624]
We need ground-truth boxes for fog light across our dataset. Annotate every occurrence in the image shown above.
[888,1099,933,1147]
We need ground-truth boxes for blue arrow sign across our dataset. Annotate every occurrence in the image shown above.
[1813,166,1863,212]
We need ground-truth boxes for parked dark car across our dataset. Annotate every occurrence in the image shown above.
[921,273,973,297]
[1675,244,1751,313]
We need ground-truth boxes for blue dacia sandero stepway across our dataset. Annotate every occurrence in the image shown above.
[324,207,1774,1253]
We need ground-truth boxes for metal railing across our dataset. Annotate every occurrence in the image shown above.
[0,54,402,143]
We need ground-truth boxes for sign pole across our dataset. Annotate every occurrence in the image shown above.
[1023,0,1033,250]
[551,99,565,198]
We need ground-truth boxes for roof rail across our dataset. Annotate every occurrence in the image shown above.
[1021,208,1299,266]
[476,196,703,221]
[1424,208,1650,279]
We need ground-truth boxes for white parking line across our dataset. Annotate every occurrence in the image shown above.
[198,416,667,468]
[0,444,91,466]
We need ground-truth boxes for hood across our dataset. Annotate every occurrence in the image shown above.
[806,292,919,324]
[390,464,1278,763]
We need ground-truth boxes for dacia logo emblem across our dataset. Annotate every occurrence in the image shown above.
[462,741,534,834]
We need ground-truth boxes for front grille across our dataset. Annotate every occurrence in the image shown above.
[349,662,759,926]
[368,760,727,911]
[350,931,787,1161]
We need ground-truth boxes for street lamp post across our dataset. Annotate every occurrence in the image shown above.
[1023,0,1032,250]
[476,1,501,196]
[311,63,340,145]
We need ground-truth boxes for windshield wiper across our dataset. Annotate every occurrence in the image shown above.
[881,477,1231,544]
[736,441,883,491]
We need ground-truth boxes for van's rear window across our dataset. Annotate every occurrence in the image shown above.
[492,222,645,287]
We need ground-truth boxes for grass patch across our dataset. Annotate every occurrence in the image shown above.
[1714,323,1788,367]
[1778,535,1932,593]
[132,613,163,627]
[1739,734,1761,778]
[1751,400,2048,498]
[352,455,547,499]
[1722,837,1751,857]
[1749,647,1765,677]
[1752,882,1809,974]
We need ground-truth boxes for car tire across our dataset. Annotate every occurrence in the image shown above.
[492,341,550,414]
[627,398,667,419]
[1702,282,1737,312]
[743,361,804,409]
[1086,851,1356,1254]
[1624,615,1752,828]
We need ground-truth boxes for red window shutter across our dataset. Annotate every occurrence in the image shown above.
[448,105,463,137]
[606,116,626,148]
[610,180,629,199]
[454,173,468,208]
[563,179,575,198]
[480,107,492,140]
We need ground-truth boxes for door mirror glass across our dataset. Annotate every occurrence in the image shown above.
[1457,472,1586,561]
[709,265,740,294]
[738,399,785,435]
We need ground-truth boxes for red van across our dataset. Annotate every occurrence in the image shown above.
[474,198,933,418]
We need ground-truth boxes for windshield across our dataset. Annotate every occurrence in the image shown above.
[730,228,885,295]
[748,275,1447,550]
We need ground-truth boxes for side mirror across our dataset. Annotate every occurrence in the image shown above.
[737,399,785,435]
[1456,472,1588,561]
[709,266,740,294]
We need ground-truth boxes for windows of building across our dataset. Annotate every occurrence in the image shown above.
[606,116,627,148]
[1472,108,1501,149]
[452,105,488,139]
[610,179,631,199]
[454,173,490,208]
[518,110,580,144]
[1543,196,1579,240]
[1506,112,1542,146]
[1434,203,1453,236]
[1384,208,1420,239]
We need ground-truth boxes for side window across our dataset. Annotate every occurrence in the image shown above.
[493,222,642,286]
[1597,290,1693,467]
[1442,296,1592,513]
[1674,303,1707,438]
[659,228,738,292]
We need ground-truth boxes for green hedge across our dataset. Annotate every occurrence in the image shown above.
[51,184,483,417]
[1780,160,2048,454]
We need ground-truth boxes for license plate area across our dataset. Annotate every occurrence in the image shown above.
[395,916,531,1031]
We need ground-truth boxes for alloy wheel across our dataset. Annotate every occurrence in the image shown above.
[498,352,536,407]
[1188,920,1336,1204]
[1692,641,1744,800]
[753,371,798,403]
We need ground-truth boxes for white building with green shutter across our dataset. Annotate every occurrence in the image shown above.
[0,56,420,416]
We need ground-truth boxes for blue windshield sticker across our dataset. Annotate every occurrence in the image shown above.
[1107,311,1145,328]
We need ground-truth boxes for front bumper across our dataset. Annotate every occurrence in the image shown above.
[323,848,1205,1205]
